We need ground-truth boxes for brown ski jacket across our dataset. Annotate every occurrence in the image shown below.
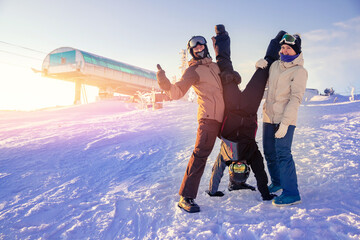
[166,57,225,123]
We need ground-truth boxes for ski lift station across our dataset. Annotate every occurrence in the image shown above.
[41,47,162,103]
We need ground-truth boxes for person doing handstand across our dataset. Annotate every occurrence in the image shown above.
[207,25,285,201]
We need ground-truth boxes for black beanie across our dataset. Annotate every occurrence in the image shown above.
[281,34,302,55]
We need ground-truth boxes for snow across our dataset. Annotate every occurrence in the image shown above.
[0,95,359,240]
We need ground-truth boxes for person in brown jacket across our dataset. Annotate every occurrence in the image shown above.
[156,35,225,213]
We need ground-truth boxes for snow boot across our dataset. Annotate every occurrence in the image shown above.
[213,24,242,86]
[178,196,200,213]
[264,30,286,66]
[268,183,282,193]
[215,24,227,36]
[213,24,233,73]
[272,194,301,207]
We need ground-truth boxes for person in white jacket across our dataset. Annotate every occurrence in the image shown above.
[259,33,308,206]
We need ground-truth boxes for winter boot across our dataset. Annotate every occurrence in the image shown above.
[215,24,227,36]
[178,196,200,213]
[272,194,301,207]
[213,24,233,73]
[264,30,286,66]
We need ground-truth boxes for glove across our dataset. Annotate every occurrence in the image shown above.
[274,30,287,42]
[205,190,224,197]
[262,193,277,201]
[156,64,171,91]
[275,123,289,138]
[264,30,287,66]
[255,58,268,69]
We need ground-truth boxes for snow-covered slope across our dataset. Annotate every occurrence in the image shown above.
[0,97,359,239]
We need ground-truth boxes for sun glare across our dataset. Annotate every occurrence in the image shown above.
[0,64,98,111]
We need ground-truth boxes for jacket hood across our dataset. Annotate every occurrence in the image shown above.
[188,57,213,67]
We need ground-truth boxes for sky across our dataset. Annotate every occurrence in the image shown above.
[0,0,359,110]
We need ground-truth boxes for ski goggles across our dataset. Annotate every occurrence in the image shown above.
[279,34,296,45]
[187,36,207,49]
[230,162,250,174]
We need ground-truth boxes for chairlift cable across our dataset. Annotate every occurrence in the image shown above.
[0,40,47,54]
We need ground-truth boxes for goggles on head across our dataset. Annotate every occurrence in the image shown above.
[229,162,249,174]
[279,34,296,45]
[188,36,207,49]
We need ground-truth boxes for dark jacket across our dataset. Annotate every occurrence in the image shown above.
[213,33,269,158]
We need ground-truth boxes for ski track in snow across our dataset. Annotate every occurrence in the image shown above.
[0,98,359,239]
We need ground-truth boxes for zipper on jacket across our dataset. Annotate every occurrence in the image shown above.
[209,65,222,120]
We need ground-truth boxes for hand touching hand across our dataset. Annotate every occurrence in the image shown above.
[255,58,268,69]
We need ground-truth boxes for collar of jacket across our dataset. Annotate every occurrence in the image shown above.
[188,57,213,67]
[280,52,304,68]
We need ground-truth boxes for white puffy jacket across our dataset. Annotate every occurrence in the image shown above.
[263,52,308,126]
